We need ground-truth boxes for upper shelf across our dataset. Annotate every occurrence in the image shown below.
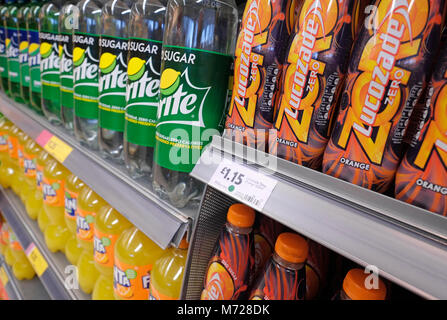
[191,136,447,300]
[0,93,196,249]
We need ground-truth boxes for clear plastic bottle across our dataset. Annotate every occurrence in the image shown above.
[17,0,30,106]
[0,118,15,188]
[64,173,84,265]
[39,0,63,124]
[152,0,238,208]
[59,0,78,132]
[123,0,165,179]
[23,138,42,220]
[73,0,107,150]
[0,0,10,95]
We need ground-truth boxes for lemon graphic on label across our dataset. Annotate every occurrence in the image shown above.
[58,44,63,57]
[40,42,52,58]
[5,38,10,48]
[99,52,117,74]
[19,41,28,52]
[127,57,146,81]
[29,43,40,56]
[160,68,181,96]
[73,47,86,67]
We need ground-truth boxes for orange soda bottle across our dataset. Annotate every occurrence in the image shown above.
[337,268,387,300]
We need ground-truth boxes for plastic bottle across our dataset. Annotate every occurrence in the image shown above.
[42,157,70,253]
[26,0,43,114]
[225,0,299,150]
[322,0,445,193]
[201,203,255,300]
[123,0,165,179]
[17,0,30,106]
[0,0,10,95]
[152,0,238,209]
[336,268,387,300]
[113,226,164,300]
[7,124,23,194]
[76,186,106,294]
[39,0,63,124]
[2,223,15,266]
[17,129,30,202]
[150,237,188,300]
[9,230,35,280]
[35,149,50,232]
[59,1,78,131]
[64,173,84,265]
[5,0,24,102]
[92,205,132,300]
[23,139,41,220]
[249,232,308,300]
[97,0,133,163]
[73,0,107,150]
[0,118,15,188]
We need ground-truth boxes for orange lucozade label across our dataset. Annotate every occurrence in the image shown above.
[76,208,95,243]
[395,45,447,216]
[64,189,78,222]
[23,151,37,179]
[93,228,117,268]
[149,282,176,300]
[225,0,298,150]
[113,259,151,300]
[7,135,18,160]
[322,0,445,193]
[0,130,8,153]
[271,0,355,169]
[42,177,65,207]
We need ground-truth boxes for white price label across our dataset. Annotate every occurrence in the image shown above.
[209,159,277,211]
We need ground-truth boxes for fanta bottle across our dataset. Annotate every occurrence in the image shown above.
[76,186,106,294]
[0,219,8,254]
[249,232,308,300]
[113,227,164,300]
[23,139,41,219]
[150,237,189,300]
[36,150,51,232]
[0,118,14,188]
[9,230,35,280]
[7,124,22,194]
[2,223,15,266]
[201,203,255,300]
[42,158,70,253]
[92,205,132,300]
[64,173,85,265]
[336,268,387,300]
[17,130,31,202]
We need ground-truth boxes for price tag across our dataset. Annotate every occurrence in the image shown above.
[209,158,277,211]
[25,243,48,277]
[0,266,8,286]
[36,130,73,163]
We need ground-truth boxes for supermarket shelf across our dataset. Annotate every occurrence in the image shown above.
[0,93,193,249]
[190,136,447,300]
[0,256,50,300]
[0,187,89,300]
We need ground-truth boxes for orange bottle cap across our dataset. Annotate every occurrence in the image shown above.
[178,237,189,249]
[274,232,308,264]
[227,203,255,228]
[343,269,387,300]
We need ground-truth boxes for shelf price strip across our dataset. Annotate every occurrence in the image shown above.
[25,243,48,277]
[36,130,73,164]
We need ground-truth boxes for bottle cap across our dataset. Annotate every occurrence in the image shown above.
[227,204,255,228]
[274,232,308,264]
[343,269,387,300]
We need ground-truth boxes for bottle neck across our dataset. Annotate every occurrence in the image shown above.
[272,252,305,271]
[226,222,252,235]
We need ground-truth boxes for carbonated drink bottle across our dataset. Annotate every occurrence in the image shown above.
[97,0,133,163]
[39,0,63,124]
[17,0,30,106]
[7,124,23,194]
[335,268,387,300]
[23,138,42,219]
[0,118,15,188]
[123,0,165,179]
[9,230,35,280]
[36,149,51,232]
[73,0,107,150]
[17,130,31,201]
[26,0,43,114]
[6,0,25,103]
[59,0,78,131]
[152,0,238,208]
[64,173,84,265]
[201,204,255,300]
[0,0,10,94]
[113,226,164,300]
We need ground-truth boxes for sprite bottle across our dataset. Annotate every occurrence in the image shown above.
[152,0,237,208]
[73,0,106,150]
[6,0,25,103]
[97,0,133,163]
[59,0,78,132]
[39,0,62,124]
[26,0,43,114]
[124,0,166,179]
[0,0,10,95]
[17,0,30,106]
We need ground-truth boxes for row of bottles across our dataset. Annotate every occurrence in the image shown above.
[0,115,188,300]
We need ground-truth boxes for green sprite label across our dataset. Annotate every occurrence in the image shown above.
[73,33,99,119]
[19,28,29,88]
[154,46,233,173]
[98,35,128,132]
[28,29,41,93]
[0,26,8,78]
[60,32,73,109]
[39,32,60,109]
[125,38,161,148]
[7,28,20,84]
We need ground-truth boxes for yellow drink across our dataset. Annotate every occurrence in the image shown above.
[9,231,35,280]
[37,206,51,233]
[77,249,100,294]
[65,235,84,266]
[65,174,85,235]
[0,118,13,188]
[23,139,42,220]
[6,124,21,193]
[92,274,115,300]
[17,131,31,202]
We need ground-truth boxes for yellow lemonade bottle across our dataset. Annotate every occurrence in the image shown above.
[113,227,164,300]
[64,174,85,266]
[42,158,70,253]
[23,139,42,220]
[0,119,14,188]
[36,150,51,232]
[150,237,189,300]
[9,231,35,280]
[6,124,21,193]
[92,205,132,300]
[76,186,106,294]
[17,131,31,202]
